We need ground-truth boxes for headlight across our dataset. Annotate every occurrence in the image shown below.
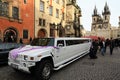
[24,55,28,60]
[30,57,34,60]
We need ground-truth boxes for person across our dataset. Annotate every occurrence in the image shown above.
[89,39,98,59]
[19,38,23,44]
[29,37,32,43]
[109,38,114,55]
[99,39,105,56]
[105,38,109,53]
[98,37,101,53]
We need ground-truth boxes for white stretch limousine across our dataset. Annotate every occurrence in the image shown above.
[8,37,91,80]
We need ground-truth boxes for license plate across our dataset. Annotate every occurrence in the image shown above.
[11,63,18,69]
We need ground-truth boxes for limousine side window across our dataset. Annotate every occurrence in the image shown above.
[57,40,64,47]
[66,39,89,46]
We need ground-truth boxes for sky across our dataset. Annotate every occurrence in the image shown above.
[77,0,120,31]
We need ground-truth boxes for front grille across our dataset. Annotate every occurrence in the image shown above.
[0,49,10,52]
[13,59,20,64]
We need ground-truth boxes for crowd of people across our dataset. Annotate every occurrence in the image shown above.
[89,37,120,59]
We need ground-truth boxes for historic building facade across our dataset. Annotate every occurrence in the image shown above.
[65,0,82,37]
[91,3,111,39]
[34,0,82,38]
[0,0,82,43]
[118,17,120,38]
[0,0,34,43]
[89,3,120,39]
[35,0,66,38]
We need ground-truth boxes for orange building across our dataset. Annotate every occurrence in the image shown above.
[0,0,34,44]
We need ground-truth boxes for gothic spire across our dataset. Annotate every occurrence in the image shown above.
[92,5,98,16]
[102,2,110,15]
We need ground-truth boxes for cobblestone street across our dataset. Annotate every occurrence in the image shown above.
[0,47,120,80]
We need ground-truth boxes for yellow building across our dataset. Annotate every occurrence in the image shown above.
[35,0,66,38]
[34,0,82,38]
[66,0,82,37]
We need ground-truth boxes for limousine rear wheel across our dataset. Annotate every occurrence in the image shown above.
[35,60,53,80]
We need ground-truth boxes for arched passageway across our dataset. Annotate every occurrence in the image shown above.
[4,27,18,42]
[37,29,47,38]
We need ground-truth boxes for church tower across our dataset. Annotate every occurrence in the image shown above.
[91,2,112,39]
[91,6,103,31]
[91,6,98,31]
[102,2,111,29]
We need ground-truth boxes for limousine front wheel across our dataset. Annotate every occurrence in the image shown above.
[35,60,53,80]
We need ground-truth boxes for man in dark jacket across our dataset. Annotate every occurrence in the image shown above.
[89,39,98,59]
[109,38,114,55]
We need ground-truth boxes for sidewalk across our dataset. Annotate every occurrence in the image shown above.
[84,47,120,80]
[97,46,120,57]
[50,47,120,80]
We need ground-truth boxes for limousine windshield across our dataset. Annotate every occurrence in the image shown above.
[30,38,54,46]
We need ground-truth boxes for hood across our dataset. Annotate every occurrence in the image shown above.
[10,45,56,59]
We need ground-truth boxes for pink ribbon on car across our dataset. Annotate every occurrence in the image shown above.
[10,45,58,59]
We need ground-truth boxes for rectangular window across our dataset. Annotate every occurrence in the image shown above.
[0,2,8,17]
[40,1,44,12]
[12,7,19,19]
[43,19,46,26]
[65,39,89,46]
[57,40,64,47]
[23,30,28,39]
[39,18,42,26]
[39,18,46,26]
[56,9,59,18]
[49,6,53,15]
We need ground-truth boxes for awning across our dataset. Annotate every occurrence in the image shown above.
[83,36,105,40]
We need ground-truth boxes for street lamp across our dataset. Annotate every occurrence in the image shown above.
[73,11,81,37]
[50,22,63,37]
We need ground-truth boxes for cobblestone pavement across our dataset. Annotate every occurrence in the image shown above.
[0,47,120,80]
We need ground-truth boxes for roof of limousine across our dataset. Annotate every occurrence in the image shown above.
[35,37,91,40]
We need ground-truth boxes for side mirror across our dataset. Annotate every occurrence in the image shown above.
[58,44,64,47]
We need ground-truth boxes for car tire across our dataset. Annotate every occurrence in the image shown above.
[34,60,53,80]
[12,68,21,73]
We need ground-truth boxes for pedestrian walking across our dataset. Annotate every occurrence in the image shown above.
[109,38,114,55]
[100,39,105,56]
[89,39,98,59]
[19,38,23,44]
[29,37,32,43]
[105,38,109,53]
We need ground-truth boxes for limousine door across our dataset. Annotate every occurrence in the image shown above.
[54,40,67,66]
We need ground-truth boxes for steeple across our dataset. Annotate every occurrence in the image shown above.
[119,16,120,28]
[93,6,98,16]
[102,2,110,15]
